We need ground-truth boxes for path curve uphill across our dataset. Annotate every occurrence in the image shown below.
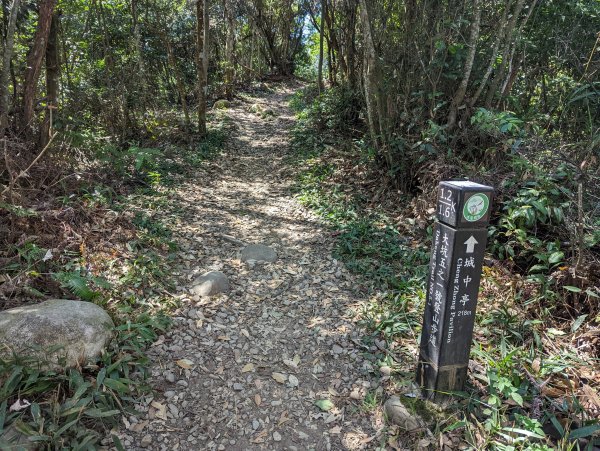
[116,83,382,450]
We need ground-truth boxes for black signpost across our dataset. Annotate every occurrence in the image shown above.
[416,180,494,400]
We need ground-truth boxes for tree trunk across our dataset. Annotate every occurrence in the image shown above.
[359,0,385,158]
[39,12,60,148]
[21,0,56,135]
[0,0,20,135]
[469,0,512,107]
[447,0,481,129]
[163,32,190,130]
[317,0,325,93]
[203,0,209,83]
[224,0,235,99]
[131,0,147,97]
[196,0,208,136]
[484,0,525,108]
[345,0,358,89]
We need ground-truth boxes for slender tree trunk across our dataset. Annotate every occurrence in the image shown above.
[447,0,481,129]
[317,0,325,93]
[346,0,358,89]
[324,0,345,77]
[249,23,255,74]
[163,32,190,130]
[0,0,20,135]
[131,0,147,97]
[484,0,525,108]
[497,0,538,105]
[39,12,59,148]
[469,0,512,107]
[327,34,335,86]
[196,0,208,136]
[21,0,57,135]
[358,0,386,160]
[203,0,209,83]
[224,0,235,99]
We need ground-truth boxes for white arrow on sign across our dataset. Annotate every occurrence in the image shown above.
[464,236,478,253]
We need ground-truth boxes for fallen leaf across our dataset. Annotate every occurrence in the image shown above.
[122,416,130,429]
[151,335,165,347]
[278,410,291,426]
[9,399,30,412]
[130,420,149,433]
[283,359,298,369]
[242,363,255,373]
[315,399,334,411]
[329,426,342,434]
[150,401,167,420]
[324,413,337,424]
[272,372,287,384]
[176,358,194,369]
[252,430,268,443]
[255,394,262,406]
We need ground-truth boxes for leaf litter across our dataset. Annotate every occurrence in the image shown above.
[113,83,382,450]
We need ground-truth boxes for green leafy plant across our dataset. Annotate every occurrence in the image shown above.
[471,108,525,137]
[53,271,112,301]
[0,313,169,449]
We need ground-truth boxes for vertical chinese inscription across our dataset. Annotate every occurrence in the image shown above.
[417,181,493,400]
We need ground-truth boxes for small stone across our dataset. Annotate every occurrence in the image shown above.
[241,244,277,263]
[165,372,176,383]
[298,431,309,440]
[213,99,230,109]
[380,366,392,376]
[252,420,260,430]
[190,271,230,297]
[332,344,343,354]
[233,383,244,391]
[140,434,152,448]
[273,432,282,442]
[288,374,299,388]
[384,396,423,431]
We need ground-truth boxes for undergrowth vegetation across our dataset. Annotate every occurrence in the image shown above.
[290,87,600,450]
[0,113,228,448]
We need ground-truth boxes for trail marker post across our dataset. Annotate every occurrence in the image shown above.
[416,181,494,400]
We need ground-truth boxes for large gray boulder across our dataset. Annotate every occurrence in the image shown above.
[190,271,230,297]
[240,244,277,263]
[0,299,114,369]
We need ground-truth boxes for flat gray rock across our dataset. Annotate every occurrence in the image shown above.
[0,299,114,369]
[240,244,277,263]
[191,271,230,297]
[384,396,423,431]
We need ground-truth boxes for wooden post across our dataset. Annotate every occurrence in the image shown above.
[416,181,494,400]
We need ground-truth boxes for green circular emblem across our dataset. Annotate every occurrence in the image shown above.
[463,193,489,222]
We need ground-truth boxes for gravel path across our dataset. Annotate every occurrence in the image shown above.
[116,83,384,450]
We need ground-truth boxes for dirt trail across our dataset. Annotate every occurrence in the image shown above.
[116,83,383,450]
